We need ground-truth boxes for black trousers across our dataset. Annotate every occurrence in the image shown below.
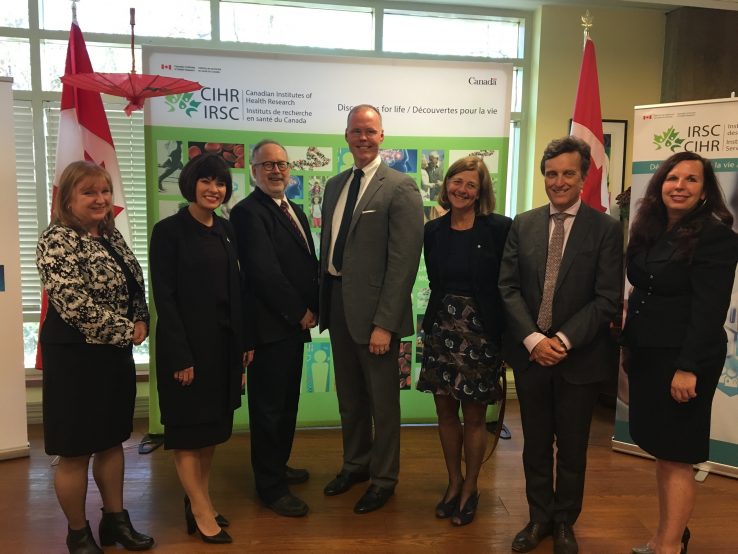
[247,337,305,504]
[513,361,600,526]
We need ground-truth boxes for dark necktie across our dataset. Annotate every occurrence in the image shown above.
[280,200,309,250]
[331,168,363,272]
[537,212,572,332]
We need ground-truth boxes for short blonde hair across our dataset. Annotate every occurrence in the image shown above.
[52,161,115,235]
[438,156,495,215]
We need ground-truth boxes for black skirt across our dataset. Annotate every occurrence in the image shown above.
[417,293,504,403]
[628,346,724,464]
[42,342,136,457]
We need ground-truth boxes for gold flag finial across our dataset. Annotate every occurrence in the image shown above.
[581,10,594,41]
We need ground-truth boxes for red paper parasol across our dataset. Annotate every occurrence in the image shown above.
[60,7,202,116]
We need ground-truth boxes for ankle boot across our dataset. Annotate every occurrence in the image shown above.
[98,508,154,551]
[66,522,103,554]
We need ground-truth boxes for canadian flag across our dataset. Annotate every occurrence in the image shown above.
[36,20,130,368]
[570,37,609,213]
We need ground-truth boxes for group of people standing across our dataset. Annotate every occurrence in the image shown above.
[36,102,737,554]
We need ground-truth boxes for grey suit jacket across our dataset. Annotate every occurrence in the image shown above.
[319,161,424,343]
[498,202,623,384]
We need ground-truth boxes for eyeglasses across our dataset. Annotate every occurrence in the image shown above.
[252,161,290,171]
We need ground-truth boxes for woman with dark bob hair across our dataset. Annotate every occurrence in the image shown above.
[36,161,153,553]
[623,151,738,554]
[150,153,252,544]
[417,156,511,526]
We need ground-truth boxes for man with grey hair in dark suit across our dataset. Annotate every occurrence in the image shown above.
[499,136,622,554]
[319,104,423,514]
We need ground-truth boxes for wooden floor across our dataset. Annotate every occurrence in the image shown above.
[2,401,737,553]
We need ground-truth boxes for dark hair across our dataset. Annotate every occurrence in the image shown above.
[438,156,496,215]
[52,161,115,235]
[540,136,591,178]
[346,104,382,127]
[251,139,288,161]
[179,153,233,203]
[627,151,733,261]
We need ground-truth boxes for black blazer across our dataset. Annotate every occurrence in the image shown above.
[230,187,319,345]
[150,208,247,427]
[622,218,738,377]
[423,212,512,341]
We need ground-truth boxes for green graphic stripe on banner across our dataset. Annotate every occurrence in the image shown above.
[709,438,738,467]
[634,158,738,174]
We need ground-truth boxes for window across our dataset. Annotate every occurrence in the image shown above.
[18,103,149,366]
[220,2,373,50]
[40,0,211,38]
[383,12,523,58]
[0,38,31,90]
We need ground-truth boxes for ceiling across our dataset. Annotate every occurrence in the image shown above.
[387,0,738,12]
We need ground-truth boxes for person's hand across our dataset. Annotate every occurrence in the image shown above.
[174,366,194,386]
[243,350,254,367]
[299,309,317,330]
[671,369,697,403]
[529,337,567,366]
[369,326,392,355]
[132,321,148,345]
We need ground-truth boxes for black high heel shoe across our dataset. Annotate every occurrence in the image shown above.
[451,492,480,526]
[184,495,232,544]
[184,495,228,528]
[435,491,460,519]
[99,509,154,550]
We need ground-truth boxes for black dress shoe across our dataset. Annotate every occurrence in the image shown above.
[353,484,394,514]
[67,522,103,554]
[286,465,310,485]
[98,509,154,551]
[323,470,370,496]
[268,493,309,517]
[553,522,578,554]
[511,521,553,553]
[451,492,479,526]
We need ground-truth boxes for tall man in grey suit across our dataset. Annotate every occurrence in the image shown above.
[499,137,622,554]
[230,140,319,518]
[319,104,423,514]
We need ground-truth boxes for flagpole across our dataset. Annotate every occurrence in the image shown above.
[581,9,593,47]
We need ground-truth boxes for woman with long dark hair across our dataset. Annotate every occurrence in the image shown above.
[623,152,738,554]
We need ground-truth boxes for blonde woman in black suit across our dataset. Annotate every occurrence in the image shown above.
[624,152,738,554]
[37,161,153,554]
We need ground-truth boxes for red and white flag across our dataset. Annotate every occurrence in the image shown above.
[36,20,129,368]
[570,37,609,213]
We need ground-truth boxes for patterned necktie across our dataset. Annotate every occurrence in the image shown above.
[537,212,572,332]
[280,200,309,250]
[331,168,363,272]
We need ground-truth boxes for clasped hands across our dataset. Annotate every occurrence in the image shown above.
[529,336,568,366]
[299,308,317,330]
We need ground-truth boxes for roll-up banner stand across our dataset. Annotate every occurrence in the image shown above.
[0,76,30,460]
[143,48,513,433]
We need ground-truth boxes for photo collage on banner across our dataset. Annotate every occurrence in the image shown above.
[614,98,738,473]
[144,48,512,428]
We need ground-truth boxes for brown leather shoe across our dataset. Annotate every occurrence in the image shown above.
[323,470,370,496]
[511,521,553,553]
[353,484,394,514]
